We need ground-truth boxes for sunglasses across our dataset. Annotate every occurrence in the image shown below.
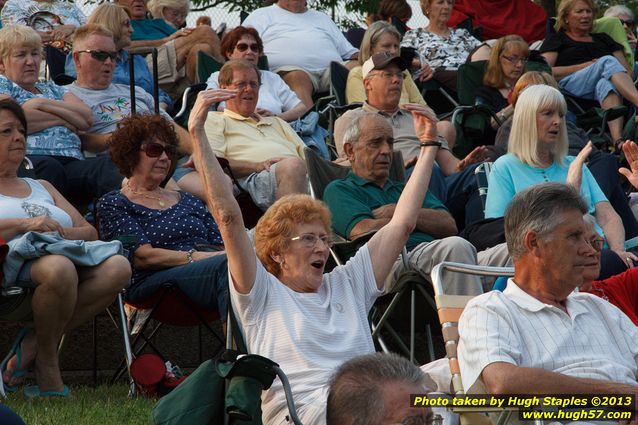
[141,142,177,158]
[77,50,118,62]
[235,43,260,53]
[621,19,635,27]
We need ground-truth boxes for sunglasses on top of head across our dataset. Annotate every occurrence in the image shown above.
[141,142,178,158]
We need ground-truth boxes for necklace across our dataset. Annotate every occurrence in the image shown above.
[126,181,166,207]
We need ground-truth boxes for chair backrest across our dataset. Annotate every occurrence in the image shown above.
[329,61,350,107]
[456,61,487,106]
[172,83,207,126]
[474,161,493,213]
[430,261,514,394]
[305,147,405,201]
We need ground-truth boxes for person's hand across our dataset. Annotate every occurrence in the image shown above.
[619,141,638,189]
[169,27,193,40]
[372,203,397,219]
[457,146,489,171]
[627,30,637,49]
[401,103,438,142]
[256,108,273,117]
[613,249,638,268]
[188,89,238,132]
[50,25,75,41]
[417,62,434,82]
[261,157,285,171]
[567,141,592,190]
[24,215,64,234]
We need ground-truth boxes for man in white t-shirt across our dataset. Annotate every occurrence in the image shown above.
[243,0,358,108]
[458,183,638,398]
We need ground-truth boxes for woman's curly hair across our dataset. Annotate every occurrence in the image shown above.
[108,114,178,178]
[254,194,332,277]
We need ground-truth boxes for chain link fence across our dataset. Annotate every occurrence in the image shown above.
[76,0,428,32]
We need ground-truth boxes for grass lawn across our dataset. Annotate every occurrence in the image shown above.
[3,384,156,425]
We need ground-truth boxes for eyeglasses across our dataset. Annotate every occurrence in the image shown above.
[141,142,177,158]
[370,71,405,80]
[235,42,260,53]
[77,50,118,62]
[390,414,444,425]
[621,19,635,27]
[230,81,260,91]
[587,237,604,252]
[290,233,334,248]
[501,55,528,65]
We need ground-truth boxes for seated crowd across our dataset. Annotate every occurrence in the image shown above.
[2,0,638,423]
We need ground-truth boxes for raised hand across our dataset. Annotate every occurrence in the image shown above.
[567,141,593,190]
[619,141,638,189]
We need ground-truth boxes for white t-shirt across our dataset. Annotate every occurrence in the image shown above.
[243,4,358,73]
[206,70,301,115]
[0,178,72,241]
[459,279,638,393]
[230,244,382,425]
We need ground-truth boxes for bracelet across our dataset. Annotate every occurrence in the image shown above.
[420,140,442,148]
[186,249,196,263]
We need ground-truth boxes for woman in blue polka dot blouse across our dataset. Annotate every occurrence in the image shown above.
[97,114,228,317]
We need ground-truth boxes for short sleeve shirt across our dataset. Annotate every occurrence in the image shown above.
[1,0,86,28]
[0,75,83,159]
[323,171,448,250]
[400,27,480,69]
[540,32,623,67]
[97,190,223,283]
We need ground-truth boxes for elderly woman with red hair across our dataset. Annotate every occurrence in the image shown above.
[188,84,441,424]
[205,25,309,121]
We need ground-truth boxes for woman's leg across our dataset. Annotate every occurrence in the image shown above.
[126,254,229,317]
[29,255,79,392]
[600,91,624,142]
[62,255,131,332]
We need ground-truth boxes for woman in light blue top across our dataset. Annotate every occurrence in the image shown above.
[485,84,636,268]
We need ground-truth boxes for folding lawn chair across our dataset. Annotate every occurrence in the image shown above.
[430,261,522,425]
[304,147,438,364]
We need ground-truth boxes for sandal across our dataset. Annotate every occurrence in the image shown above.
[1,328,33,395]
[24,384,69,399]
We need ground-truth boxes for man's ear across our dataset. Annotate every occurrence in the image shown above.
[271,253,282,264]
[523,230,543,257]
[363,76,373,94]
[343,142,355,161]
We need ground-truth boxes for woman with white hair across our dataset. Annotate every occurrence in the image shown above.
[485,84,636,268]
[604,4,637,50]
[147,0,190,29]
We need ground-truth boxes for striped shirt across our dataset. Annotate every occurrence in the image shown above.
[230,244,382,425]
[459,279,638,393]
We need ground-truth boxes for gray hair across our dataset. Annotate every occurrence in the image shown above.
[504,183,588,259]
[342,110,385,146]
[327,352,429,425]
[604,5,634,20]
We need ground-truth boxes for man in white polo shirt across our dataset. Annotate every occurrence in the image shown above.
[243,0,358,109]
[459,183,638,397]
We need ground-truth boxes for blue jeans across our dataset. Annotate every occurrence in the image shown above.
[558,55,626,104]
[128,254,229,318]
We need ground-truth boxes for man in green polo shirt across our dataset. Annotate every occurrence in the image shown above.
[324,110,493,295]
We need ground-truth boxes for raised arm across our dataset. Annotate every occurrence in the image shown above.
[366,105,439,288]
[189,90,257,294]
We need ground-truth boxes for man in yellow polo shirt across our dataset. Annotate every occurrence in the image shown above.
[175,59,308,210]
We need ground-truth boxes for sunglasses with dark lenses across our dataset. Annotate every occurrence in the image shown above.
[141,142,178,158]
[77,50,118,62]
[235,43,260,53]
[621,19,635,27]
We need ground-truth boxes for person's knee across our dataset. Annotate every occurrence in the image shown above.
[98,255,131,293]
[275,157,307,182]
[32,256,78,292]
[441,236,478,258]
[282,70,312,86]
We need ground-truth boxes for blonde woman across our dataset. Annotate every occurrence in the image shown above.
[485,85,634,268]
